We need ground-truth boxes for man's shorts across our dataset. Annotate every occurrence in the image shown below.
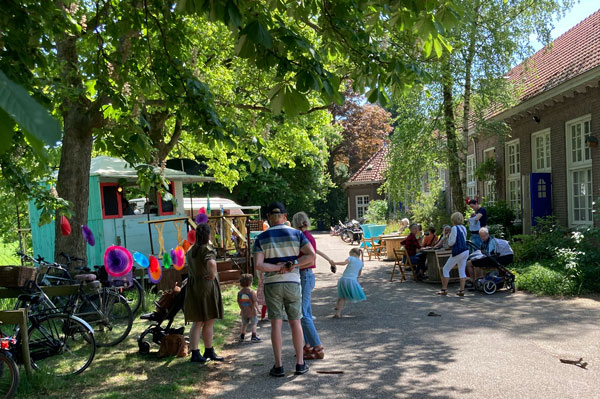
[241,315,258,325]
[264,282,302,320]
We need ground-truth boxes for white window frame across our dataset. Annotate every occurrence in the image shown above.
[531,128,551,173]
[505,139,521,216]
[483,147,496,204]
[466,154,476,199]
[565,115,593,227]
[356,195,369,219]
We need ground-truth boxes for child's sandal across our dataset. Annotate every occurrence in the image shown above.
[456,289,464,297]
[436,289,448,296]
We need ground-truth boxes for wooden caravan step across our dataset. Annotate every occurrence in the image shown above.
[217,260,233,272]
[218,269,241,284]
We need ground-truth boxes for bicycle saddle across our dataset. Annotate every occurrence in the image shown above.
[74,274,97,282]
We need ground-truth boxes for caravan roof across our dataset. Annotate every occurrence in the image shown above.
[90,156,214,183]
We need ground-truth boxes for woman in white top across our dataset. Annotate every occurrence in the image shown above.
[437,212,469,296]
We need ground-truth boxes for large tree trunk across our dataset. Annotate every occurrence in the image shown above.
[443,63,465,213]
[461,9,479,198]
[54,35,98,269]
[461,42,476,197]
[54,111,94,267]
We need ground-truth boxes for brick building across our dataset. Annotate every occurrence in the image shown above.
[468,10,600,233]
[345,145,388,220]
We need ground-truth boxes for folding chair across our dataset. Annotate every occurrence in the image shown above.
[391,247,416,281]
[402,249,416,280]
[371,237,386,260]
[391,248,406,282]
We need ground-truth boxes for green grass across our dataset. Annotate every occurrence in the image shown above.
[10,285,240,399]
[0,241,20,265]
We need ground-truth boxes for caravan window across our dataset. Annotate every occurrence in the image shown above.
[100,183,123,219]
[158,181,175,215]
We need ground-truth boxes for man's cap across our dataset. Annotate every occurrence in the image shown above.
[266,202,286,215]
[468,199,478,205]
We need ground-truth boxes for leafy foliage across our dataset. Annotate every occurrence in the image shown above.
[385,88,446,204]
[406,181,450,233]
[364,200,388,224]
[330,89,393,175]
[511,215,600,295]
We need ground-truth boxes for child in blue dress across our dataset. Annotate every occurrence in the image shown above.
[332,248,366,318]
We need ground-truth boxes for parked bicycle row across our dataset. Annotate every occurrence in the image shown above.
[0,253,140,397]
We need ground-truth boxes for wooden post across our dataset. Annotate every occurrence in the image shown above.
[0,309,32,374]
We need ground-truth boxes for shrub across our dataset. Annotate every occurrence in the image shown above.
[484,200,521,237]
[364,200,388,224]
[512,216,572,263]
[514,261,578,296]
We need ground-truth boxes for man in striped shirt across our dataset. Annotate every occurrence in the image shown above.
[253,202,316,377]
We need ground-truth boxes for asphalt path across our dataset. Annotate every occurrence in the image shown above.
[202,233,600,399]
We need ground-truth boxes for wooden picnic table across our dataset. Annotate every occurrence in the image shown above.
[420,249,460,283]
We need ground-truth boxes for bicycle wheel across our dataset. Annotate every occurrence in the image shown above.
[0,351,19,399]
[27,314,95,376]
[119,279,144,315]
[82,291,133,347]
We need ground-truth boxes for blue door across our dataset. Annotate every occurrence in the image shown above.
[530,173,552,226]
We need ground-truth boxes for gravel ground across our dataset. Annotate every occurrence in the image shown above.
[202,233,600,399]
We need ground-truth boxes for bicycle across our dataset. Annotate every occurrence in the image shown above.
[57,253,144,315]
[0,326,19,399]
[18,254,133,347]
[5,293,96,377]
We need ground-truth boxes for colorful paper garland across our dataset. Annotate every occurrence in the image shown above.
[82,225,95,246]
[133,251,149,268]
[173,246,185,270]
[187,229,196,245]
[162,253,172,269]
[60,216,71,236]
[104,245,133,277]
[148,255,162,284]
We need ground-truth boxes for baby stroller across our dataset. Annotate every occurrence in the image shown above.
[473,257,516,295]
[138,281,187,354]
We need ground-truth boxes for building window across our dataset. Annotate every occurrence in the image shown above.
[100,183,123,219]
[506,139,520,176]
[484,181,496,204]
[466,154,476,199]
[566,115,592,226]
[537,178,547,199]
[158,181,176,215]
[483,148,496,204]
[356,195,369,219]
[505,139,521,216]
[571,169,592,223]
[507,179,521,214]
[531,129,551,173]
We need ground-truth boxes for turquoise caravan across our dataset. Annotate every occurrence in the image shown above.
[29,156,213,267]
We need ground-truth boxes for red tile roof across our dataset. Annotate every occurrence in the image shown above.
[348,145,388,184]
[490,9,600,117]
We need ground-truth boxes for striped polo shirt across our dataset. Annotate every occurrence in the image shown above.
[253,224,309,284]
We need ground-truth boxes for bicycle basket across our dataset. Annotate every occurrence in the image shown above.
[0,266,37,288]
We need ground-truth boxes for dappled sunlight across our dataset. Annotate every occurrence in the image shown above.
[207,234,600,398]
